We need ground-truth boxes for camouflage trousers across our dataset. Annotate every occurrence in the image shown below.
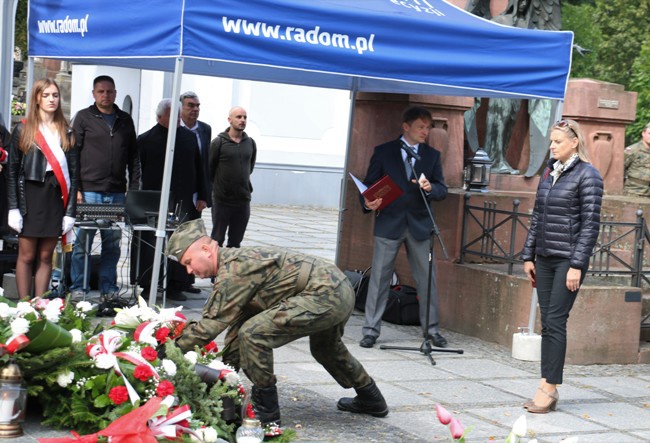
[222,281,372,389]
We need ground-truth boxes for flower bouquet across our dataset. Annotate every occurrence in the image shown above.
[34,298,246,441]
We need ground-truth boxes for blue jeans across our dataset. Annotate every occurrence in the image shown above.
[70,192,125,294]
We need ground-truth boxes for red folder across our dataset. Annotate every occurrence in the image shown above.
[361,175,404,211]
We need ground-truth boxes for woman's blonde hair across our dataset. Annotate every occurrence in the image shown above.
[550,119,590,163]
[19,78,74,153]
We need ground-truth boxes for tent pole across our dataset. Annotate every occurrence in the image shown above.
[148,57,184,306]
[335,87,357,266]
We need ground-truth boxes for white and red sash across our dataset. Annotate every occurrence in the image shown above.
[35,129,72,246]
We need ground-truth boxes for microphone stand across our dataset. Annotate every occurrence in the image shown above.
[379,151,463,365]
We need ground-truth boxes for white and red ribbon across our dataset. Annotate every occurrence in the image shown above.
[86,330,160,405]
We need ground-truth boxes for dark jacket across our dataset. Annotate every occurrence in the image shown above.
[521,158,603,270]
[208,129,256,206]
[360,137,447,241]
[182,120,213,207]
[72,103,141,193]
[138,124,207,222]
[7,123,79,217]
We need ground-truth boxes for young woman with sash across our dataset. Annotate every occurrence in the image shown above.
[7,78,79,299]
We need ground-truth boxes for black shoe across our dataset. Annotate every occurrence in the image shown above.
[251,385,281,426]
[337,379,389,418]
[359,335,377,348]
[183,285,202,294]
[166,289,187,301]
[427,332,448,348]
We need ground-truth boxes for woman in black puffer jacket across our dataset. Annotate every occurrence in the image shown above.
[521,119,603,414]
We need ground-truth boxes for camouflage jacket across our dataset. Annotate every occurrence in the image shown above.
[175,246,347,351]
[624,141,650,197]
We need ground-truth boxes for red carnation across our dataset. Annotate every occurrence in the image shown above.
[108,386,129,405]
[204,341,219,354]
[155,327,171,344]
[141,346,158,362]
[156,380,175,397]
[133,364,154,381]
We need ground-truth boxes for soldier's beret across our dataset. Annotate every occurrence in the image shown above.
[166,218,208,262]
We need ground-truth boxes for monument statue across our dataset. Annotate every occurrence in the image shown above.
[464,0,562,176]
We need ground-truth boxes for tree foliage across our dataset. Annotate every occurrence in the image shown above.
[562,0,650,143]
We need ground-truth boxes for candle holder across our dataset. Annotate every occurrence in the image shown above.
[0,361,27,438]
[463,148,492,192]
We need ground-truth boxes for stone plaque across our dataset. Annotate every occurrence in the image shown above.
[598,98,619,109]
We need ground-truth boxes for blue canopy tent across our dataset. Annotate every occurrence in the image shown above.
[27,0,573,305]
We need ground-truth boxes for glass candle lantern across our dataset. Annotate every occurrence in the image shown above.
[235,418,264,443]
[0,361,27,438]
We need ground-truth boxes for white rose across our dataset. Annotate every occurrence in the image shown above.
[184,351,198,364]
[224,371,240,386]
[161,359,177,376]
[202,427,218,443]
[44,303,62,322]
[76,301,92,312]
[207,359,228,371]
[0,303,13,319]
[69,329,83,343]
[56,371,74,387]
[10,317,30,336]
[16,302,37,317]
[94,353,117,369]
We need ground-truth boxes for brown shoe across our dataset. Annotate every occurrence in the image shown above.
[527,388,559,414]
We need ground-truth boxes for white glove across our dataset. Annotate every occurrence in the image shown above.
[8,209,23,233]
[62,216,76,235]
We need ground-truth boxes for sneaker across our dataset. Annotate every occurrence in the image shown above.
[71,290,86,301]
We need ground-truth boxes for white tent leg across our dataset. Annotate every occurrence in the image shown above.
[148,57,184,306]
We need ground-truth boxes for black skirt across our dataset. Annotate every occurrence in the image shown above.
[21,172,64,238]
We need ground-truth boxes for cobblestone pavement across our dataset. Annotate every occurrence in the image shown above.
[18,205,650,442]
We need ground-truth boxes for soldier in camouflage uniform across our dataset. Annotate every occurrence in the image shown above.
[624,122,650,197]
[166,218,388,426]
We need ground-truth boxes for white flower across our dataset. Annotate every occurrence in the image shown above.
[0,303,14,319]
[94,353,117,369]
[184,351,198,364]
[223,371,240,386]
[16,302,37,317]
[10,317,30,336]
[69,329,83,343]
[201,427,218,443]
[0,287,3,296]
[43,299,63,322]
[161,359,177,376]
[56,371,74,387]
[76,301,92,312]
[113,306,142,328]
[560,438,579,443]
[511,415,527,437]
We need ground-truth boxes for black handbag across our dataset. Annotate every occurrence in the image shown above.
[344,267,370,311]
[382,284,420,325]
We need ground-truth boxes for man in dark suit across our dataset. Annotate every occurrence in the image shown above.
[359,106,448,348]
[135,98,207,300]
[180,91,212,208]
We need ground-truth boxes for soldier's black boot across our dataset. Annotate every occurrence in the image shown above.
[337,379,389,417]
[252,385,281,426]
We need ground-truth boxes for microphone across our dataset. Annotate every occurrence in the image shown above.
[401,141,421,161]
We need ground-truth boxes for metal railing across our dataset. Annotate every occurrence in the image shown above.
[459,194,650,288]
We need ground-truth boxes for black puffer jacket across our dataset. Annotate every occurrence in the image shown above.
[521,158,603,270]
